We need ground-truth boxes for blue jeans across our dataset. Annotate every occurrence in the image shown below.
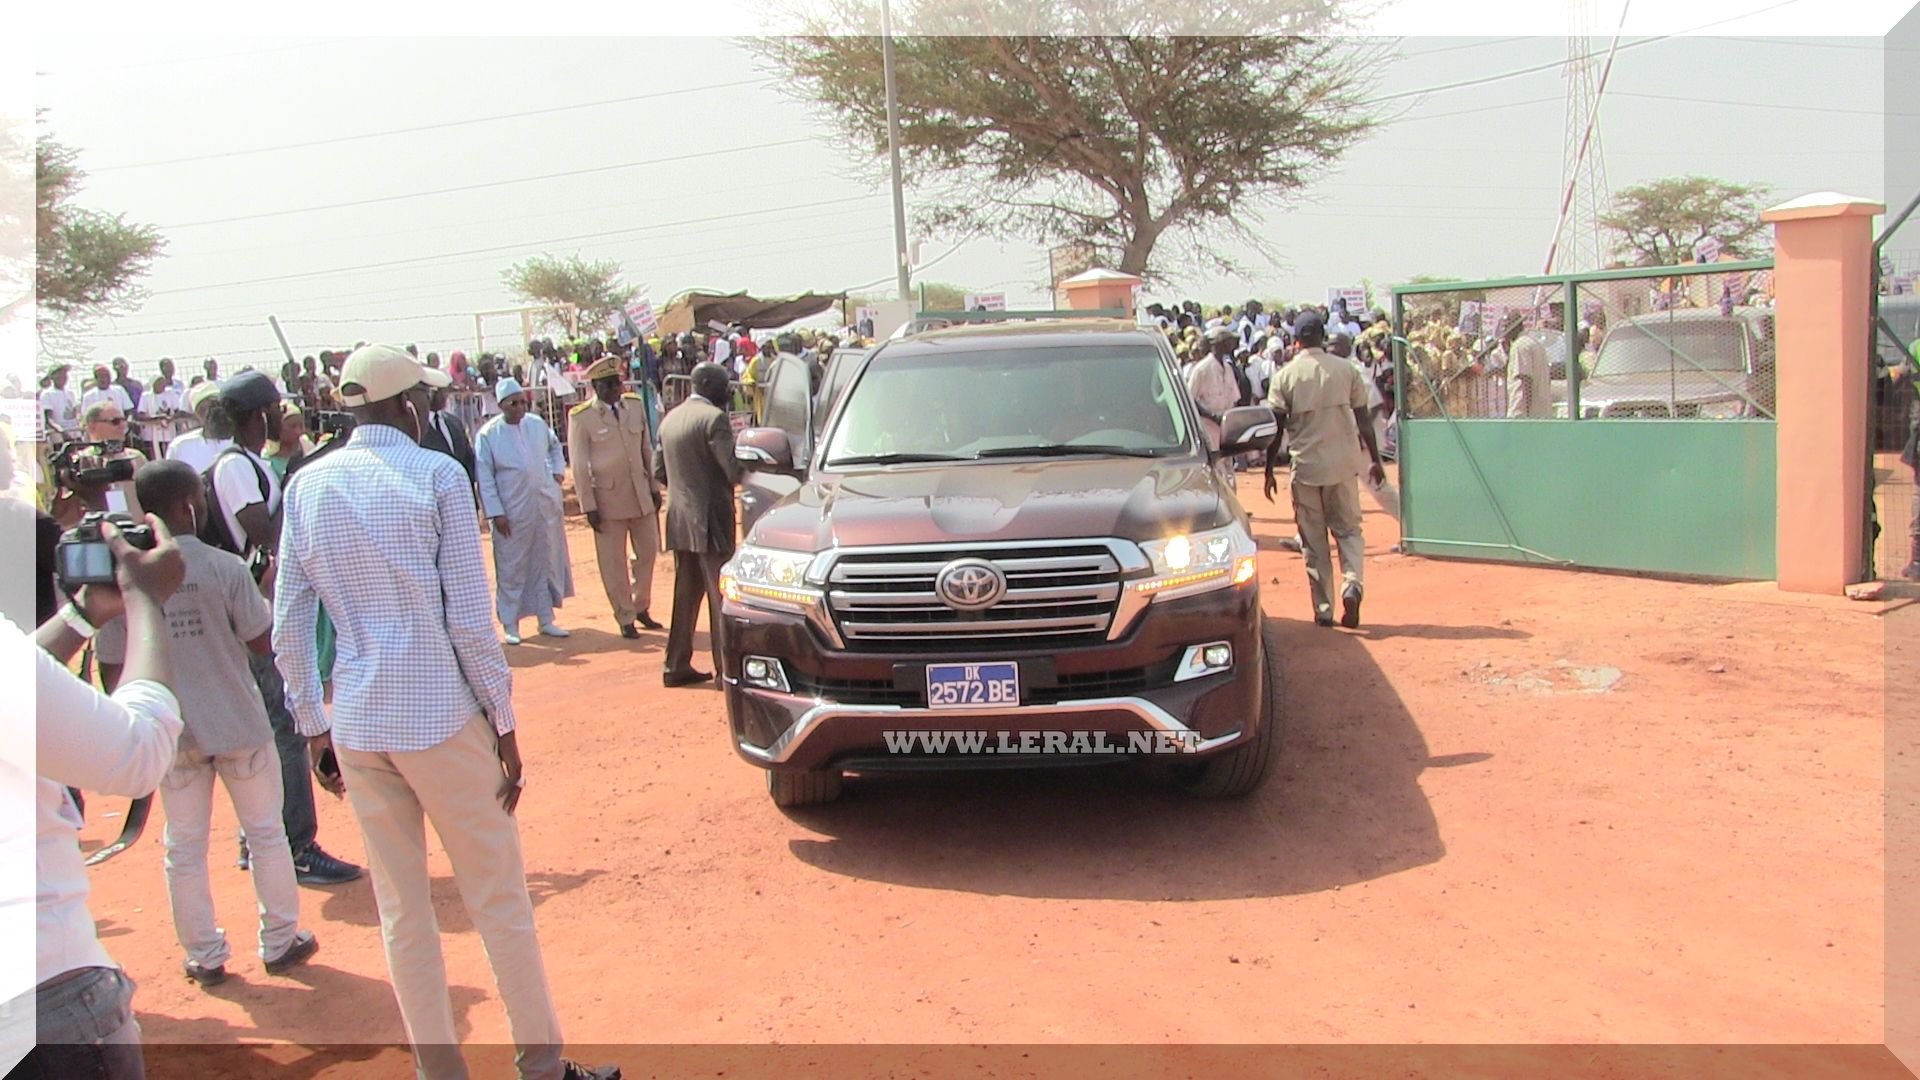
[6,966,144,1079]
[250,650,317,854]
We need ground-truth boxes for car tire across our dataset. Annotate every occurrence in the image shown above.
[767,767,844,808]
[1177,617,1283,798]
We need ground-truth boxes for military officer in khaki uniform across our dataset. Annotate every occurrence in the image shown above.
[569,356,665,639]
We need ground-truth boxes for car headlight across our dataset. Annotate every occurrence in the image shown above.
[720,545,822,611]
[1134,523,1257,601]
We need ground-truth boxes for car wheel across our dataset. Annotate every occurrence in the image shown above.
[767,767,844,808]
[1177,617,1283,798]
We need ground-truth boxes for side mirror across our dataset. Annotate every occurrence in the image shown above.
[1219,405,1279,455]
[736,427,800,477]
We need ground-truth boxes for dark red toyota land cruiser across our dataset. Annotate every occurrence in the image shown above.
[724,319,1282,807]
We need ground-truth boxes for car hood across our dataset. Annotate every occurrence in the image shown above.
[745,456,1231,553]
[1579,370,1748,404]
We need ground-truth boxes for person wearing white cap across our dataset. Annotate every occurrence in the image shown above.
[164,381,233,474]
[271,344,617,1080]
[474,377,574,644]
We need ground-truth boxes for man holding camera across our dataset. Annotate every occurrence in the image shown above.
[46,400,148,528]
[209,371,363,887]
[12,513,184,1079]
[96,461,319,988]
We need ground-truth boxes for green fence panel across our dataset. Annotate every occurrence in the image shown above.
[1400,418,1777,580]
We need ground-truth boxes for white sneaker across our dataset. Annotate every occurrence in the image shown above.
[538,622,570,639]
[504,624,523,645]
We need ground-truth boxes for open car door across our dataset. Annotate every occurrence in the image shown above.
[738,354,812,534]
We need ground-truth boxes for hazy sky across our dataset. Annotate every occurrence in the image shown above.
[24,1,1915,375]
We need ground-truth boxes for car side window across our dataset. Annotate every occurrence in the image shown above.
[763,356,814,470]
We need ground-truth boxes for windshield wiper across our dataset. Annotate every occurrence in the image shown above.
[971,444,1161,459]
[827,452,971,466]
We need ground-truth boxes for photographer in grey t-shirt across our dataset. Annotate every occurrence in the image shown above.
[97,460,318,985]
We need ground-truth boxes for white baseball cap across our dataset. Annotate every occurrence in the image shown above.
[337,343,451,406]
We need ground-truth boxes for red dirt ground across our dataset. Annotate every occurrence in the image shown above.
[73,470,1896,1077]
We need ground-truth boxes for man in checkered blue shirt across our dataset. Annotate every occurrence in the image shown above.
[272,345,617,1080]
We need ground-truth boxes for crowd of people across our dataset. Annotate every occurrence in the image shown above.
[11,325,797,1077]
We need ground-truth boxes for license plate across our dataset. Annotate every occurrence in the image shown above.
[925,662,1020,709]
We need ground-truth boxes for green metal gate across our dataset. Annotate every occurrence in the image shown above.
[1391,260,1778,580]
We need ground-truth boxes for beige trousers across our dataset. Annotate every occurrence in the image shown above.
[592,514,658,625]
[1292,475,1365,618]
[338,715,564,1080]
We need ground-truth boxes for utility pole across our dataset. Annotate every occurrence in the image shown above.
[881,0,911,303]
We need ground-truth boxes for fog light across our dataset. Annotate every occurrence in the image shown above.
[1174,641,1233,683]
[741,655,790,692]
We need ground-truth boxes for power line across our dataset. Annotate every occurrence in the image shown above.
[88,228,899,347]
[157,136,820,230]
[1723,36,1899,52]
[92,77,776,172]
[169,174,836,261]
[149,195,884,296]
[1392,95,1562,124]
[1398,37,1534,58]
[143,205,888,318]
[1363,0,1807,107]
[1612,90,1902,118]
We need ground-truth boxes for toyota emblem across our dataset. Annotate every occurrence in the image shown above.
[935,558,1007,612]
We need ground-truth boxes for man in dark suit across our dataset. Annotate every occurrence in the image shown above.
[658,361,742,687]
[419,387,480,517]
[419,386,476,483]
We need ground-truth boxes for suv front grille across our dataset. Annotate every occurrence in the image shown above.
[826,544,1123,651]
[786,665,1154,707]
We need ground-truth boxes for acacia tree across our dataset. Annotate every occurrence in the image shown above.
[1599,176,1772,267]
[33,126,165,341]
[501,253,640,337]
[754,0,1382,283]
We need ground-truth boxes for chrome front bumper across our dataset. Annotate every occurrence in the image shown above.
[729,682,1247,766]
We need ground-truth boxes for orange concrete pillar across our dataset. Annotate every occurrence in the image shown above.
[1060,268,1143,315]
[1762,192,1885,594]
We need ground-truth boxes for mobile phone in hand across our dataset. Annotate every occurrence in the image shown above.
[317,747,341,781]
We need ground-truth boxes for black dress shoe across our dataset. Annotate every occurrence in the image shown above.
[635,611,664,631]
[619,622,639,640]
[1314,614,1335,628]
[1340,584,1363,629]
[662,669,713,688]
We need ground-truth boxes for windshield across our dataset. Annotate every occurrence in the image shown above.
[823,343,1191,465]
[1597,320,1749,375]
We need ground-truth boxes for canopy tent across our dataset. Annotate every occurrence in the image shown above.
[657,290,847,335]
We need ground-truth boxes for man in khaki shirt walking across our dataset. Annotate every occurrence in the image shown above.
[1265,313,1387,629]
[568,357,664,639]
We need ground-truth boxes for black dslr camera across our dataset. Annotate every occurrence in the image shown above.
[51,441,137,489]
[311,411,357,440]
[56,512,157,588]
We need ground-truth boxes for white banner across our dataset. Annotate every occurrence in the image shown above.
[627,299,657,334]
[1327,286,1367,315]
[1694,236,1723,263]
[0,399,39,443]
[962,292,1007,312]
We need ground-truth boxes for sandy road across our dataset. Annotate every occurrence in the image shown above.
[72,484,1894,1076]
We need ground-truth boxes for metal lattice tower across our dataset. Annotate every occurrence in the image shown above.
[1556,0,1613,273]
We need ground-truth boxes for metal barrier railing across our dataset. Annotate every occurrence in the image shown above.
[1393,260,1777,424]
